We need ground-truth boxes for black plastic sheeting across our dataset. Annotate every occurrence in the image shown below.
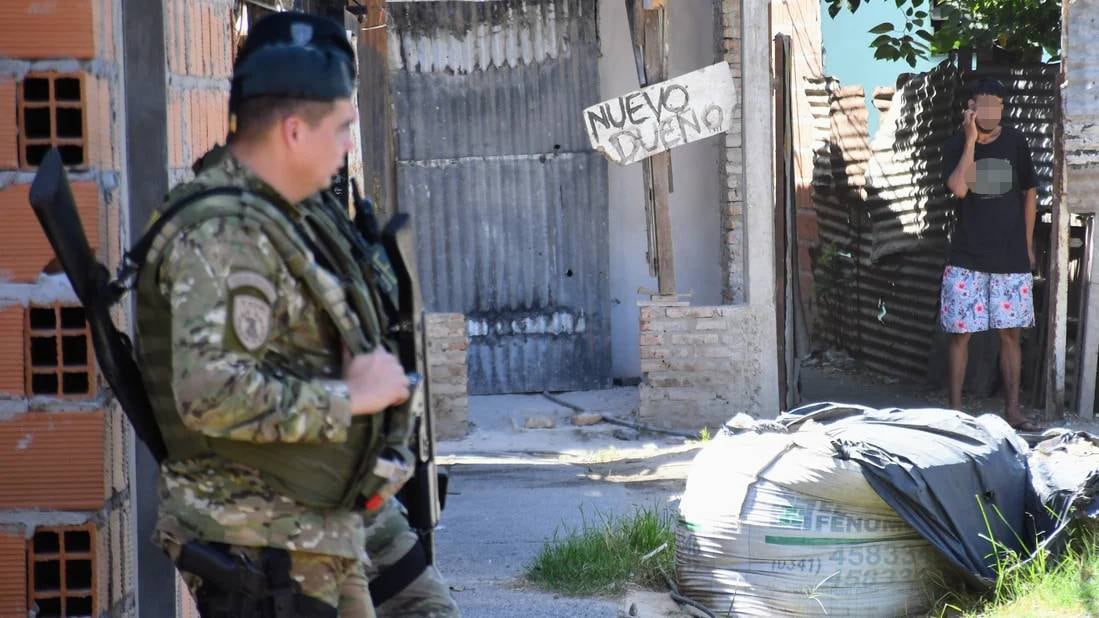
[764,403,1099,588]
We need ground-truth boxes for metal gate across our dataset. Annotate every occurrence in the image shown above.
[389,0,610,394]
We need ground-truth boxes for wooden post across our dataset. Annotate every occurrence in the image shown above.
[1063,0,1097,418]
[627,0,674,294]
[647,153,675,294]
[1046,51,1068,418]
[774,35,789,408]
[641,5,674,294]
[1076,219,1099,417]
[356,0,397,216]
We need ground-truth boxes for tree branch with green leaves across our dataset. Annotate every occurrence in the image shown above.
[825,0,1061,67]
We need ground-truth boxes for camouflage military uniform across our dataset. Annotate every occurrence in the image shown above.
[364,500,460,617]
[171,145,460,617]
[148,152,373,613]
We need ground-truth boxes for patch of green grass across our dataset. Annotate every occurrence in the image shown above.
[526,504,676,596]
[698,426,712,442]
[934,526,1099,617]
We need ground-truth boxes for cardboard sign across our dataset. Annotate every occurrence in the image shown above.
[583,62,737,165]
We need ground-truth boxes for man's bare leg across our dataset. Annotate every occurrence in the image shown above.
[948,332,972,411]
[997,327,1026,426]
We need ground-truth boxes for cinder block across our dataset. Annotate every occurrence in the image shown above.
[424,313,468,440]
[0,531,27,617]
[0,305,24,395]
[669,333,720,346]
[0,410,107,510]
[639,347,667,360]
[0,0,95,59]
[641,319,689,333]
[168,0,185,75]
[86,74,116,169]
[200,4,212,77]
[695,318,727,331]
[0,79,17,169]
[167,92,183,168]
[187,3,201,76]
[0,181,99,282]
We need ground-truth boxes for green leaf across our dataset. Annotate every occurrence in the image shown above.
[874,47,892,60]
[847,0,861,12]
[906,53,917,67]
[828,3,841,18]
[916,29,933,42]
[871,34,894,47]
[914,10,927,19]
[869,22,895,34]
[896,0,904,7]
[912,0,924,7]
[906,7,913,16]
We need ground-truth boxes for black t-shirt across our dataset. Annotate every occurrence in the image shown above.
[941,126,1037,274]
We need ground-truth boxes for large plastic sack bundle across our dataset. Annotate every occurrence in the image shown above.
[676,411,950,615]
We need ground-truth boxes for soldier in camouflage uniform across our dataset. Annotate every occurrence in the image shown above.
[136,12,420,617]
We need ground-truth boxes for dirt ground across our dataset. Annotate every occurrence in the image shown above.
[799,351,1099,434]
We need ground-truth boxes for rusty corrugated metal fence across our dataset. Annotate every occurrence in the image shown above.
[389,0,611,394]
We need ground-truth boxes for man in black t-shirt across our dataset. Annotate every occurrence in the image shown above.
[940,78,1039,431]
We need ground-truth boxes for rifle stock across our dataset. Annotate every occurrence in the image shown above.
[28,148,168,462]
[351,181,443,564]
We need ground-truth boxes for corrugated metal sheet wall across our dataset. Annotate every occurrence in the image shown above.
[389,0,610,394]
[811,60,1058,379]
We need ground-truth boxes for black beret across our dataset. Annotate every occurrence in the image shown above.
[230,11,356,112]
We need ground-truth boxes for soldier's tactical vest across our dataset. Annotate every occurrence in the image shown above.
[135,187,413,511]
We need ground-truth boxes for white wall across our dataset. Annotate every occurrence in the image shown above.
[599,0,723,379]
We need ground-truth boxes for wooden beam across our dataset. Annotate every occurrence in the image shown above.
[649,152,675,293]
[1076,220,1099,417]
[641,5,674,294]
[774,35,788,408]
[1046,56,1069,418]
[356,0,397,215]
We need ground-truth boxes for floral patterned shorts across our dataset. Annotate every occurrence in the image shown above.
[940,265,1035,333]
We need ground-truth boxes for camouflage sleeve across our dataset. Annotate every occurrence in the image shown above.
[159,216,352,443]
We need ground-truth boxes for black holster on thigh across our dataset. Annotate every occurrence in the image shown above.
[176,541,338,618]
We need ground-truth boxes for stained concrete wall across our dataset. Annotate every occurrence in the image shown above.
[600,0,724,379]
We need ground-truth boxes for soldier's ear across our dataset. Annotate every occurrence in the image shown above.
[279,114,310,153]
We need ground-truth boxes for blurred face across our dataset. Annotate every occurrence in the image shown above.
[970,94,1003,132]
[288,98,356,193]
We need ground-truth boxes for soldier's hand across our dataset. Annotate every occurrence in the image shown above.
[344,349,411,416]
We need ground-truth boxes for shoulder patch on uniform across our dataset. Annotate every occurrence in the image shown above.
[228,271,277,304]
[232,294,272,352]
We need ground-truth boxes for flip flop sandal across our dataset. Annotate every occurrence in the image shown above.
[1009,419,1046,432]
